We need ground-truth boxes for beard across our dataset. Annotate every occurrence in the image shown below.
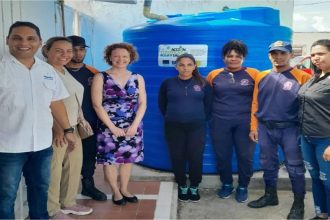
[71,58,84,64]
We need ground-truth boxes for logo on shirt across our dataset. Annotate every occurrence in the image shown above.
[283,81,293,91]
[240,79,250,86]
[193,85,201,91]
[43,75,54,80]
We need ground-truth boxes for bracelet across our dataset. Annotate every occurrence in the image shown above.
[64,127,74,134]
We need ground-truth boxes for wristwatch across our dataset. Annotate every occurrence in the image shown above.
[64,127,74,134]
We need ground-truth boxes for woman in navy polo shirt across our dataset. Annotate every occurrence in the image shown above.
[158,54,211,202]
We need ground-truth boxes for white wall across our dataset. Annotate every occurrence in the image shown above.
[66,0,294,70]
[0,0,62,54]
[0,0,96,65]
[293,32,330,56]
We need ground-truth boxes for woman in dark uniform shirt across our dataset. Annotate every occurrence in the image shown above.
[206,40,258,203]
[158,53,211,202]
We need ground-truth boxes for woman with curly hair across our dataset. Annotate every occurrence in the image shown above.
[92,43,146,205]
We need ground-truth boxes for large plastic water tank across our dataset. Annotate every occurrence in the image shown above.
[123,7,289,173]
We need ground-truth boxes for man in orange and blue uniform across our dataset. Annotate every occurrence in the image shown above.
[247,41,311,220]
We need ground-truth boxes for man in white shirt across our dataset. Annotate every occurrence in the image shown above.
[0,21,76,219]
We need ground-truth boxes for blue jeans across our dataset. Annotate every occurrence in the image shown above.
[301,135,330,215]
[0,147,52,219]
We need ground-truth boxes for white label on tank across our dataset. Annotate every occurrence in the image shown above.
[158,44,208,67]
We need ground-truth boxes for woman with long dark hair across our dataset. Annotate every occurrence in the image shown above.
[298,39,330,219]
[158,53,212,202]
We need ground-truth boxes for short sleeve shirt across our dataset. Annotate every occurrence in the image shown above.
[56,68,84,126]
[0,53,69,153]
[207,67,257,120]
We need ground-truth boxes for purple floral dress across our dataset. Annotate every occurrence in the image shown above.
[96,71,144,164]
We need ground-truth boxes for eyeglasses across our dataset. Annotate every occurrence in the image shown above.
[228,72,235,84]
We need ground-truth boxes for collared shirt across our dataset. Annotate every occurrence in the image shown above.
[206,67,259,120]
[0,53,69,153]
[158,77,212,123]
[56,68,84,126]
[250,68,311,131]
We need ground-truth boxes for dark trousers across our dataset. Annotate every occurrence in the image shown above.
[211,117,255,187]
[164,120,206,186]
[81,135,97,180]
[258,123,306,197]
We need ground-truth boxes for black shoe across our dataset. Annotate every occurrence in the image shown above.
[123,195,138,203]
[189,187,200,202]
[112,196,126,205]
[287,195,304,220]
[178,185,189,202]
[247,187,278,208]
[81,179,107,201]
[310,216,328,219]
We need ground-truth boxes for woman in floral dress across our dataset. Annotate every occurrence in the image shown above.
[91,43,146,205]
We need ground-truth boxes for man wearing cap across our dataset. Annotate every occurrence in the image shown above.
[66,35,107,201]
[247,41,311,219]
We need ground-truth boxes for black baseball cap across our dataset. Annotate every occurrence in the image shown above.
[67,35,89,48]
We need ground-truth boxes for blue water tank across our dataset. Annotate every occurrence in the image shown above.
[123,7,289,173]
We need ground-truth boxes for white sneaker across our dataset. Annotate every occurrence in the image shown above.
[52,211,74,219]
[61,204,93,215]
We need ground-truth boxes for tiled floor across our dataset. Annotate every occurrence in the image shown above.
[71,165,172,219]
[75,197,157,219]
[16,164,313,219]
[16,165,174,220]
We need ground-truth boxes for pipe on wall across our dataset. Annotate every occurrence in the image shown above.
[143,0,167,21]
[58,0,66,36]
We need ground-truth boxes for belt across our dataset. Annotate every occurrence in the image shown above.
[259,120,298,129]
